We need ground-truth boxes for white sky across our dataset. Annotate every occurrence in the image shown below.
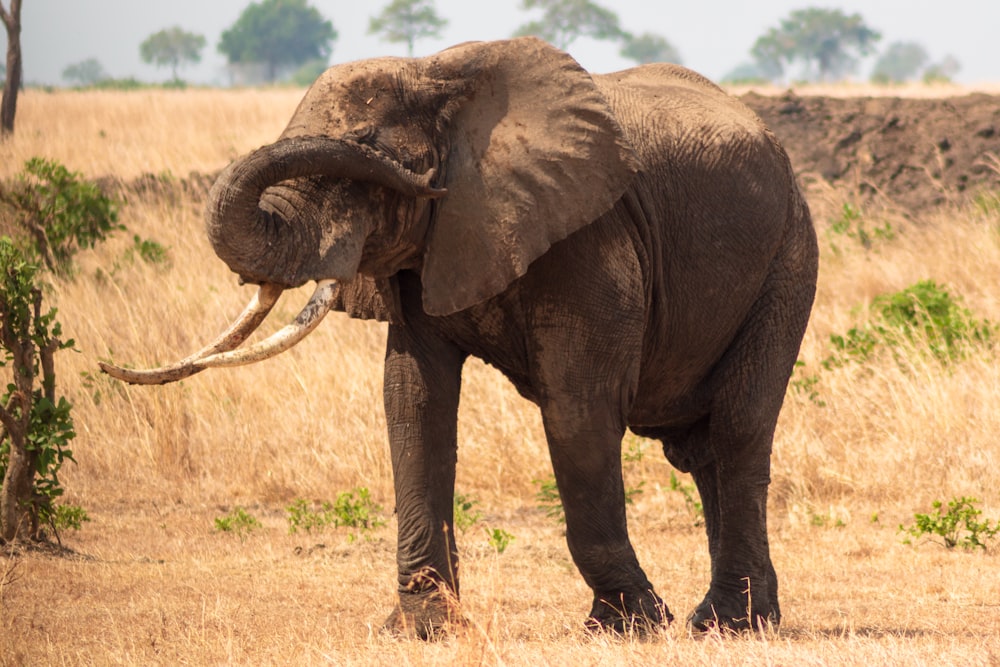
[9,0,999,85]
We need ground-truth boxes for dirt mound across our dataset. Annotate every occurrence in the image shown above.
[742,92,1000,212]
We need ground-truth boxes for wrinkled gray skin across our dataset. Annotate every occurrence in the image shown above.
[204,38,818,636]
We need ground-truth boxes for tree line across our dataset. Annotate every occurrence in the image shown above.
[5,0,959,93]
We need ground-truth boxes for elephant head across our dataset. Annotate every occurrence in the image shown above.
[101,38,640,384]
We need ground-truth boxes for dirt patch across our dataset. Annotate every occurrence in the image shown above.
[742,92,1000,212]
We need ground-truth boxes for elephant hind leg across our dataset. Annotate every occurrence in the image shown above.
[686,270,813,633]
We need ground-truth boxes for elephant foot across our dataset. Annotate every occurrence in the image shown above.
[584,588,672,636]
[688,590,779,635]
[381,587,464,640]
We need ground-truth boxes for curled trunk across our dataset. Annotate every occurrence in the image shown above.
[206,136,444,287]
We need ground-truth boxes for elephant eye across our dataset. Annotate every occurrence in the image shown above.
[348,125,379,146]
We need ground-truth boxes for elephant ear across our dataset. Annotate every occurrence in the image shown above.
[419,38,641,316]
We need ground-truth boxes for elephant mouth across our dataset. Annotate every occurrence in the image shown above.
[98,280,337,385]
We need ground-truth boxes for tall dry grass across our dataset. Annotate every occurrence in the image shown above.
[1,89,999,665]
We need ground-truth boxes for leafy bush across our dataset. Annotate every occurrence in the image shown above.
[827,203,895,253]
[486,527,514,554]
[286,488,386,540]
[901,497,1000,550]
[824,280,993,368]
[48,504,90,532]
[0,157,124,275]
[214,507,262,541]
[788,360,825,406]
[453,493,482,533]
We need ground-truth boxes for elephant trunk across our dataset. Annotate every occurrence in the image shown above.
[100,137,446,386]
[205,135,446,287]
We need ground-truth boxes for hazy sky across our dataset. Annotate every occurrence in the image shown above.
[9,1,999,85]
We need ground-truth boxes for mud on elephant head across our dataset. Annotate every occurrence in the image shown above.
[102,37,818,637]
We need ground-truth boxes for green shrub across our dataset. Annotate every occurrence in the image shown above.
[824,280,993,368]
[286,488,386,541]
[828,203,895,253]
[901,497,1000,550]
[486,527,514,554]
[789,360,825,406]
[214,507,262,541]
[0,157,124,275]
[453,493,482,533]
[48,504,90,532]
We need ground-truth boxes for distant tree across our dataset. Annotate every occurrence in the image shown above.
[751,8,881,82]
[218,0,336,83]
[0,0,22,137]
[721,61,780,85]
[62,58,110,87]
[369,0,447,57]
[923,55,961,84]
[619,32,681,65]
[513,0,626,50]
[870,41,929,83]
[140,26,207,81]
[289,58,328,86]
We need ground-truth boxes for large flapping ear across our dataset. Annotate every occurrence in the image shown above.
[418,38,641,316]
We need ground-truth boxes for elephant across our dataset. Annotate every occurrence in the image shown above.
[101,37,818,637]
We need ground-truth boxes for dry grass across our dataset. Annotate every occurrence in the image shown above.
[1,89,999,665]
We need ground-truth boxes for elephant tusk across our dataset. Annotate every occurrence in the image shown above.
[190,279,338,369]
[100,282,285,385]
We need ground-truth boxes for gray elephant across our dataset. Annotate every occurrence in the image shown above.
[102,38,818,636]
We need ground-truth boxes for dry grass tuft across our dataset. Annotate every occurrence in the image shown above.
[1,89,999,665]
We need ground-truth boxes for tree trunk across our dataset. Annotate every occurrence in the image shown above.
[0,287,38,543]
[0,395,34,543]
[1,0,23,138]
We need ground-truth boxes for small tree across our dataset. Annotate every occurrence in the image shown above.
[218,0,336,83]
[620,32,681,65]
[0,158,122,543]
[751,8,881,82]
[0,0,22,137]
[923,55,961,84]
[62,58,110,87]
[870,41,929,84]
[721,61,781,85]
[0,241,74,543]
[369,0,448,57]
[140,26,207,82]
[512,0,626,50]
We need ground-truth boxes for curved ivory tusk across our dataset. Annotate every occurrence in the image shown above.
[192,279,337,369]
[100,282,285,385]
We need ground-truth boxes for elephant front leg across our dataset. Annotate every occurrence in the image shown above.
[380,322,466,639]
[543,406,672,634]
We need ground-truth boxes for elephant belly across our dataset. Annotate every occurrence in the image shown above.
[627,249,769,432]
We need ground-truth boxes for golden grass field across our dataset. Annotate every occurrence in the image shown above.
[1,87,999,665]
